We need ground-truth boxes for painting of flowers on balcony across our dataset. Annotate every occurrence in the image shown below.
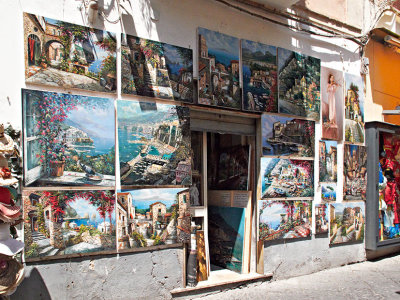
[24,13,116,93]
[22,89,115,187]
[121,34,193,102]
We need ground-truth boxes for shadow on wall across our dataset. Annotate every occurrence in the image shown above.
[11,267,51,300]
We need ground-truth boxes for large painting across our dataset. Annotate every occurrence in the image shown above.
[344,73,365,143]
[278,48,321,120]
[319,140,337,182]
[344,144,367,200]
[117,100,191,186]
[315,203,329,235]
[241,40,277,112]
[121,34,193,102]
[259,200,312,241]
[22,89,115,187]
[330,202,365,245]
[261,158,314,199]
[116,188,190,250]
[24,13,116,93]
[321,183,336,202]
[321,67,343,141]
[23,190,116,260]
[198,27,240,109]
[261,114,315,157]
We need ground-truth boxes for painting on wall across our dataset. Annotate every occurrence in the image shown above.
[321,67,343,141]
[319,140,337,182]
[344,73,365,143]
[261,114,315,157]
[198,27,241,109]
[329,202,365,245]
[24,13,116,93]
[261,158,314,199]
[344,144,367,200]
[315,203,329,235]
[117,100,191,186]
[23,190,116,260]
[116,188,190,250]
[121,34,193,102]
[241,40,277,112]
[22,89,115,187]
[277,48,321,120]
[259,200,312,241]
[321,183,337,202]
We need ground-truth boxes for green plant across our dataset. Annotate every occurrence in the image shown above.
[131,231,147,247]
[25,243,39,258]
[153,235,163,246]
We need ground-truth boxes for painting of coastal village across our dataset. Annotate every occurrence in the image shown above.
[198,27,241,109]
[261,158,314,199]
[24,13,116,93]
[121,34,193,102]
[345,73,365,143]
[315,203,329,235]
[116,188,191,250]
[321,183,337,202]
[23,190,116,260]
[117,100,191,186]
[319,140,337,182]
[22,89,115,187]
[259,200,312,241]
[242,40,277,112]
[262,114,315,157]
[278,48,321,120]
[344,144,367,200]
[330,202,365,245]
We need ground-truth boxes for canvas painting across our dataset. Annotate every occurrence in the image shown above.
[278,48,321,120]
[321,67,343,141]
[198,27,241,109]
[321,183,337,202]
[319,140,337,182]
[121,34,193,102]
[117,100,191,186]
[22,89,115,187]
[344,73,365,143]
[315,203,329,235]
[344,144,367,200]
[261,158,314,199]
[116,188,190,250]
[241,40,277,112]
[24,13,116,93]
[330,202,365,245]
[259,200,312,241]
[23,190,116,259]
[261,114,315,157]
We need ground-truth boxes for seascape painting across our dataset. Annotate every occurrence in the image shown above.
[315,203,329,235]
[344,144,367,200]
[319,140,337,183]
[321,183,337,202]
[344,73,365,143]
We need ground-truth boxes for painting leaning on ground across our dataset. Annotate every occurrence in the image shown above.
[24,13,117,93]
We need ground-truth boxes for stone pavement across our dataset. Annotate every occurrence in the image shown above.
[193,254,400,300]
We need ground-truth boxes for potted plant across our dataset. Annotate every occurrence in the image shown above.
[38,54,48,69]
[48,143,67,177]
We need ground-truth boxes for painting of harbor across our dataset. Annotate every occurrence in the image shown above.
[259,200,312,241]
[261,158,314,199]
[261,114,315,157]
[242,40,277,112]
[116,188,191,250]
[198,27,241,109]
[121,34,193,102]
[345,73,365,143]
[321,183,337,202]
[23,190,116,259]
[22,89,115,187]
[315,203,329,235]
[117,100,191,186]
[319,140,337,183]
[344,144,367,200]
[24,13,116,93]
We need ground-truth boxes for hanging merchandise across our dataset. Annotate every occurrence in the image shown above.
[0,124,18,186]
[0,254,24,295]
[0,188,21,223]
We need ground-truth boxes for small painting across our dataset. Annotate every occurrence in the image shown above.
[22,89,115,187]
[262,114,315,157]
[315,203,329,235]
[344,144,367,200]
[117,100,191,186]
[319,140,337,182]
[344,73,365,143]
[330,202,365,245]
[261,158,314,199]
[259,200,312,241]
[121,34,193,102]
[198,27,241,109]
[241,40,277,112]
[321,183,336,202]
[24,13,116,93]
[23,190,116,260]
[321,67,344,141]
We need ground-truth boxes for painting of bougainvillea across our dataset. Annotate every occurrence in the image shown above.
[315,203,328,235]
[22,88,115,187]
[23,190,116,260]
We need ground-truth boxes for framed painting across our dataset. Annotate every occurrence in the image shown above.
[321,183,337,202]
[344,144,367,200]
[344,73,365,143]
[319,140,337,183]
[315,203,329,235]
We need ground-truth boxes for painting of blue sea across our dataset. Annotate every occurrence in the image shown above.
[321,183,336,201]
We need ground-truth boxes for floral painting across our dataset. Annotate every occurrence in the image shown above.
[315,203,329,235]
[22,89,115,187]
[321,183,336,202]
[344,73,365,143]
[319,140,337,182]
[344,144,367,200]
